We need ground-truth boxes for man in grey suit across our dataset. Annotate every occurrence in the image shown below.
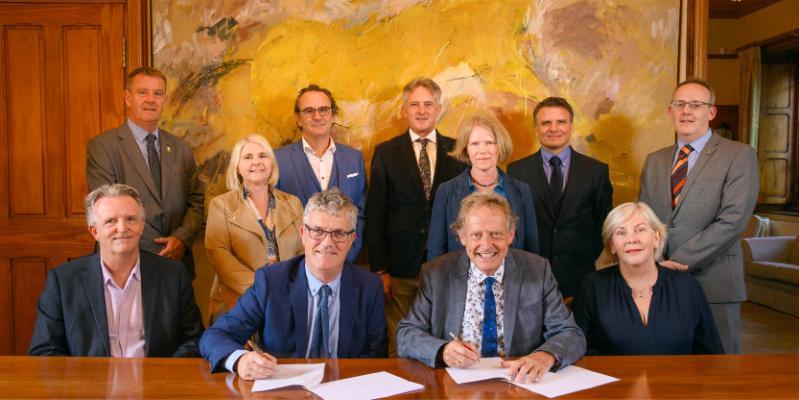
[397,192,585,383]
[87,67,204,278]
[639,78,759,354]
[29,184,204,357]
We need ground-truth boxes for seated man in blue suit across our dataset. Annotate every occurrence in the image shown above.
[397,192,585,383]
[200,189,386,380]
[28,184,204,357]
[274,84,366,262]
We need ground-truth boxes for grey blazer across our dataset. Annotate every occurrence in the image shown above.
[396,249,586,368]
[86,123,204,276]
[639,133,759,303]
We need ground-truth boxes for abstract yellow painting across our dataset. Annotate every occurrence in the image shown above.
[153,0,680,204]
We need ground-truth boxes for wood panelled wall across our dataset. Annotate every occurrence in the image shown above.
[0,3,124,354]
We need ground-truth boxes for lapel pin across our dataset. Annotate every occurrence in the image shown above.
[166,146,172,153]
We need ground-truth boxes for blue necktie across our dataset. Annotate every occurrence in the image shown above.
[309,285,332,358]
[481,277,498,357]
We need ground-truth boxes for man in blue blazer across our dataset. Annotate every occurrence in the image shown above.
[200,189,386,380]
[28,184,204,357]
[274,84,366,262]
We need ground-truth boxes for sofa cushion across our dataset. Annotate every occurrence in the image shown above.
[746,261,799,285]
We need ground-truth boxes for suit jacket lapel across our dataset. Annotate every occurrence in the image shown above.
[117,125,162,205]
[82,254,111,356]
[558,149,585,219]
[140,255,159,356]
[228,194,267,241]
[529,152,555,222]
[431,134,449,188]
[337,265,356,356]
[444,252,470,336]
[158,132,174,198]
[501,253,522,355]
[674,134,720,214]
[290,141,321,198]
[289,261,310,356]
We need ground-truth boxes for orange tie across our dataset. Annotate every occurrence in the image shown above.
[671,144,694,208]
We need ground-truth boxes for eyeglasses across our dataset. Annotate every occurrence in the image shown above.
[303,224,354,242]
[301,106,332,117]
[670,101,713,110]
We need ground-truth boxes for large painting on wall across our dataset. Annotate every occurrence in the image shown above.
[152,0,680,204]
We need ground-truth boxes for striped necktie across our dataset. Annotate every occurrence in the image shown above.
[671,144,694,208]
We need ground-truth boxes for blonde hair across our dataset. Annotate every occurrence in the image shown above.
[451,192,518,234]
[596,202,668,268]
[449,112,513,165]
[226,134,279,191]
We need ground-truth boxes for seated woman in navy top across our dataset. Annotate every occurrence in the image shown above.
[573,202,723,355]
[427,112,538,260]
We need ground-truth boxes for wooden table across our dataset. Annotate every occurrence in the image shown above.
[0,354,797,398]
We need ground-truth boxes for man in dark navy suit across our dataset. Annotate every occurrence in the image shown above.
[200,189,386,380]
[508,97,612,298]
[28,184,203,357]
[274,84,366,262]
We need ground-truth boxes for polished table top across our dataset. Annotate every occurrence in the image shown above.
[0,354,797,398]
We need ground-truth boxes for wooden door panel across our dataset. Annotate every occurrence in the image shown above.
[0,3,124,354]
[759,64,795,204]
[5,26,46,216]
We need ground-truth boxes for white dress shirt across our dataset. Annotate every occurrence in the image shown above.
[302,136,336,190]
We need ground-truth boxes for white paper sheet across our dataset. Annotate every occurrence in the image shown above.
[310,371,424,400]
[251,363,325,393]
[445,357,618,398]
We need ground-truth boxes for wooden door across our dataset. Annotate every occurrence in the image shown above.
[758,63,796,205]
[0,3,124,354]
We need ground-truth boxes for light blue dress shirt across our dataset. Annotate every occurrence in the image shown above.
[541,146,571,190]
[126,119,160,169]
[673,128,712,174]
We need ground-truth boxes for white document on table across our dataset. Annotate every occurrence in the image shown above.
[446,357,618,398]
[251,363,325,392]
[310,371,424,400]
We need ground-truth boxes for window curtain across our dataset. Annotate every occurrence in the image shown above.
[738,46,761,149]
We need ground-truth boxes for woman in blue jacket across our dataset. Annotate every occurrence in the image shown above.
[427,112,539,260]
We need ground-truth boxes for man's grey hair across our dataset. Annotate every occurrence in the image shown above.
[85,184,146,226]
[303,188,358,231]
[451,192,518,234]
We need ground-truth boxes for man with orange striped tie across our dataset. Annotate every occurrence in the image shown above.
[639,78,758,354]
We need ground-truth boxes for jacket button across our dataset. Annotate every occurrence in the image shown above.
[421,229,427,234]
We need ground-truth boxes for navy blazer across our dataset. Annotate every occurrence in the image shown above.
[274,140,366,262]
[427,169,540,260]
[200,255,387,372]
[28,252,204,357]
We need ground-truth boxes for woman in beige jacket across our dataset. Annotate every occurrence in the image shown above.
[205,134,304,323]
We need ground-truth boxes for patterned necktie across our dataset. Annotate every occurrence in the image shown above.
[145,134,162,197]
[549,156,563,206]
[417,138,432,201]
[671,144,694,208]
[481,277,498,357]
[309,285,332,358]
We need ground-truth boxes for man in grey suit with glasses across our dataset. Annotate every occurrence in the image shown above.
[397,192,584,383]
[639,78,759,354]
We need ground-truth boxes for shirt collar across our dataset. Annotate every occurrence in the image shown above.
[409,129,437,144]
[303,260,342,297]
[127,119,160,139]
[468,260,505,284]
[100,255,141,290]
[540,146,571,165]
[302,136,336,156]
[677,128,712,154]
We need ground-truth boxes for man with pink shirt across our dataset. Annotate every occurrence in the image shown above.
[28,184,204,357]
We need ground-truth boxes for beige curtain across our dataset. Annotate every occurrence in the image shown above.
[738,47,761,148]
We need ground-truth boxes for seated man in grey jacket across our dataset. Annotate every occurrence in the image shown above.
[397,192,585,383]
